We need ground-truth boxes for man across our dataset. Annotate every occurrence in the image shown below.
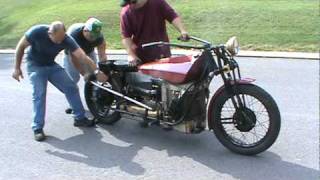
[120,0,189,127]
[64,17,107,84]
[12,21,108,141]
[120,0,189,66]
[64,17,107,114]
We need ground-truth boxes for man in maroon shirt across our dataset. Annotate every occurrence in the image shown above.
[120,0,189,66]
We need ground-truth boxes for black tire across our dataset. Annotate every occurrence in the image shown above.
[84,78,121,125]
[211,84,281,155]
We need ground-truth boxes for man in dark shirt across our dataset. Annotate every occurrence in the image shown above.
[63,18,108,114]
[12,21,108,141]
[120,0,189,127]
[64,17,107,84]
[120,0,189,65]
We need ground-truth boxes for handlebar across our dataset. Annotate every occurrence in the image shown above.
[142,36,213,50]
[181,36,212,45]
[142,41,207,49]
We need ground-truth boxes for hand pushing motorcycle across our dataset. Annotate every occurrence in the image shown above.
[84,36,281,155]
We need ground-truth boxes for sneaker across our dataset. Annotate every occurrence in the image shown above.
[34,129,46,141]
[65,108,73,114]
[74,117,95,127]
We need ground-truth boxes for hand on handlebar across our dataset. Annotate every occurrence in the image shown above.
[178,32,190,42]
[128,56,142,67]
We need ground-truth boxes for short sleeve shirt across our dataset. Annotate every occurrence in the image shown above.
[25,25,79,66]
[120,0,178,62]
[67,23,104,54]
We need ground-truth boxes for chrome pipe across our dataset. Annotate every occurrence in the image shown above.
[90,81,153,110]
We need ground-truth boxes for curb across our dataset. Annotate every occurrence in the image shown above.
[238,51,318,60]
[0,49,318,60]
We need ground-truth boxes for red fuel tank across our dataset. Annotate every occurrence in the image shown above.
[139,54,204,84]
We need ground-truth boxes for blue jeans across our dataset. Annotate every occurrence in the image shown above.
[27,62,86,131]
[63,51,97,84]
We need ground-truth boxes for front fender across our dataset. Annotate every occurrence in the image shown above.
[207,78,255,130]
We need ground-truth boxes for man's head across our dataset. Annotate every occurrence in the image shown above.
[120,0,148,9]
[48,21,66,44]
[83,17,103,41]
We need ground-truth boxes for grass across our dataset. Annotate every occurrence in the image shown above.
[0,0,318,52]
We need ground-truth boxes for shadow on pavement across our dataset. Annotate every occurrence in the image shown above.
[44,119,318,179]
[45,127,144,176]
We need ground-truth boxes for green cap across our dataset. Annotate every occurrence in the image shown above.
[84,17,103,39]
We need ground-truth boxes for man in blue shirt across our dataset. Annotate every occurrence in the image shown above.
[12,21,108,141]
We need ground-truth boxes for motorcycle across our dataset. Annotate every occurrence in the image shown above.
[84,36,281,155]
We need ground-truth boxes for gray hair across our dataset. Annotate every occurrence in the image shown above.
[48,21,66,33]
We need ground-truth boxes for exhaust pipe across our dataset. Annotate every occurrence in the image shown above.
[90,81,153,111]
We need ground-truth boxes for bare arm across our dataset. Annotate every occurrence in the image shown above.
[12,36,30,82]
[171,17,188,37]
[71,48,97,76]
[97,41,107,62]
[122,38,140,61]
[70,53,85,75]
[71,48,108,82]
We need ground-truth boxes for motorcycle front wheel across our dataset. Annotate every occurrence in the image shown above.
[211,84,281,155]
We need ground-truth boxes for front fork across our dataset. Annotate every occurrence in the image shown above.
[218,56,257,126]
[224,78,258,127]
[225,80,245,109]
[218,56,247,109]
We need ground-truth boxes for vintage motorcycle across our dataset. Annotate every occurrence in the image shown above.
[84,36,281,155]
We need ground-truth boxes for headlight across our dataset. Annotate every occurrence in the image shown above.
[225,36,240,56]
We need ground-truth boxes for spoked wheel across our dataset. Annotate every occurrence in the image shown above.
[211,84,281,155]
[84,78,121,125]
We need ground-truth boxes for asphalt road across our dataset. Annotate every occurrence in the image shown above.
[0,53,319,180]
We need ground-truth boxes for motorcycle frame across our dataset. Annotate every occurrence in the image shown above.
[93,36,255,129]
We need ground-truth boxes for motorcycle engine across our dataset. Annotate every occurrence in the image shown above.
[124,75,207,134]
[162,83,208,134]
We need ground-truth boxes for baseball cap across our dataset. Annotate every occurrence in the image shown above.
[84,17,103,39]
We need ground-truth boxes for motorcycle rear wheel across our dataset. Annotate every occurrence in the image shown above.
[84,78,121,125]
[211,84,281,155]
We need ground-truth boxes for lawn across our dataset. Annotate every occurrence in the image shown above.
[0,0,318,52]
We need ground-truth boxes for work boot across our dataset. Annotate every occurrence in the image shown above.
[74,117,95,127]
